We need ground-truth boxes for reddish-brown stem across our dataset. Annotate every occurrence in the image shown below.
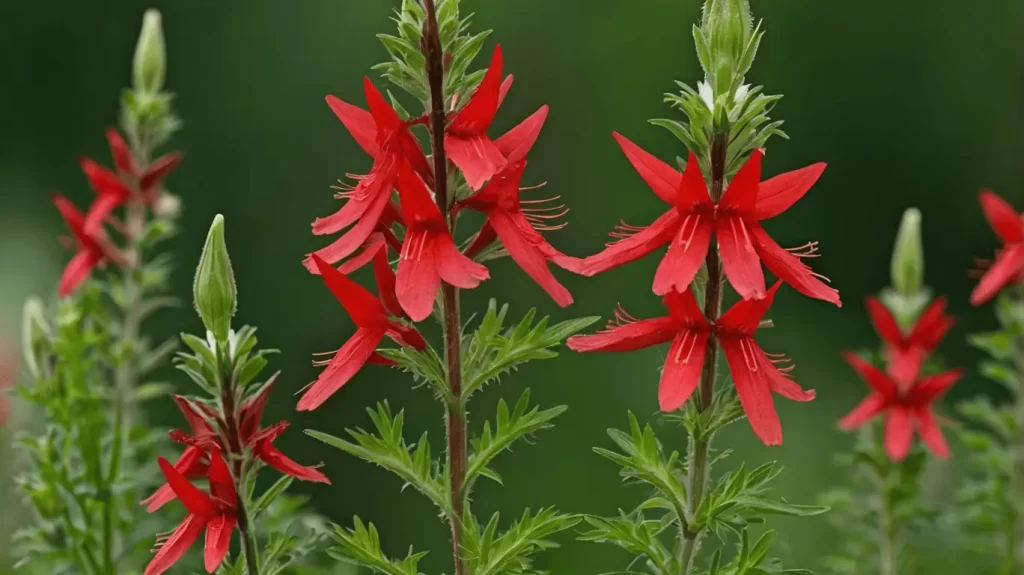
[422,2,468,574]
[220,358,260,575]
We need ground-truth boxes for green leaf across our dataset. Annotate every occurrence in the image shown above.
[968,331,1015,360]
[329,516,427,575]
[578,512,677,574]
[467,508,580,575]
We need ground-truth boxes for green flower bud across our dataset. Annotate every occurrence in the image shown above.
[890,208,924,297]
[193,215,237,343]
[133,9,166,94]
[21,297,51,380]
[700,0,753,95]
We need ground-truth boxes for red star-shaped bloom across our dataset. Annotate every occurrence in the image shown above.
[579,136,839,306]
[141,396,217,511]
[840,351,963,461]
[568,282,814,445]
[865,296,954,387]
[445,45,507,190]
[970,190,1024,306]
[52,194,126,297]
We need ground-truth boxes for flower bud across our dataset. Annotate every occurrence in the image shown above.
[21,297,51,379]
[700,0,753,94]
[133,9,166,94]
[193,215,237,343]
[890,208,924,297]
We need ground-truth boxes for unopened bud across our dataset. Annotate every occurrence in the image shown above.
[193,215,237,342]
[133,9,166,94]
[21,297,51,379]
[891,208,924,297]
[700,0,753,94]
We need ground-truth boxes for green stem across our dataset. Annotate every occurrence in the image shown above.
[681,134,728,575]
[1009,284,1024,572]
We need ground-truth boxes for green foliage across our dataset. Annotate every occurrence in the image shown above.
[463,508,580,575]
[328,516,428,575]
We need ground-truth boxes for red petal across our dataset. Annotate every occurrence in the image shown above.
[971,244,1024,306]
[435,231,490,289]
[239,373,278,442]
[372,243,404,318]
[567,316,679,353]
[652,213,712,296]
[141,446,207,512]
[498,74,514,108]
[396,232,442,322]
[311,157,399,236]
[719,150,762,212]
[297,328,387,411]
[83,193,126,236]
[449,45,503,134]
[490,210,571,306]
[580,209,680,276]
[396,161,447,225]
[754,163,826,220]
[908,296,954,349]
[58,250,102,297]
[80,158,130,199]
[612,132,680,205]
[677,152,713,209]
[717,281,781,335]
[841,351,898,398]
[865,296,904,347]
[720,338,782,445]
[884,407,913,461]
[363,77,403,138]
[979,189,1024,244]
[446,133,507,191]
[387,321,427,350]
[105,127,137,174]
[203,514,237,573]
[750,224,841,307]
[464,220,498,259]
[52,194,92,248]
[326,94,379,157]
[495,106,548,164]
[206,450,237,505]
[336,233,388,275]
[914,408,950,459]
[663,289,709,327]
[140,153,182,191]
[172,395,215,436]
[757,349,814,402]
[306,185,395,267]
[658,330,708,411]
[310,254,389,328]
[257,439,331,483]
[908,368,964,405]
[838,393,887,430]
[716,216,766,300]
[885,346,925,389]
[144,513,208,575]
[157,457,217,516]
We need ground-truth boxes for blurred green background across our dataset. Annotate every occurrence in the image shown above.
[2,0,1023,573]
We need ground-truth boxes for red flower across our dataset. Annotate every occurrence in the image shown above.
[304,79,430,270]
[457,106,581,306]
[578,135,839,306]
[141,396,217,511]
[394,162,490,321]
[840,351,963,461]
[298,254,427,410]
[568,282,814,445]
[866,296,954,387]
[970,190,1024,306]
[445,45,507,190]
[79,157,131,235]
[144,450,238,575]
[52,194,125,297]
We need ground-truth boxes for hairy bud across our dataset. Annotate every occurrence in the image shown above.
[891,208,924,297]
[133,9,166,94]
[193,215,237,342]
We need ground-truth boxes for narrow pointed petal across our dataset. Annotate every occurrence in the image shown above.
[612,132,681,205]
[84,193,125,235]
[80,158,129,198]
[52,194,94,248]
[435,232,491,289]
[885,346,925,388]
[106,127,138,174]
[386,321,427,350]
[172,395,215,436]
[58,250,102,297]
[144,513,208,575]
[652,213,713,296]
[490,210,571,306]
[396,233,442,322]
[372,245,404,318]
[719,150,762,212]
[567,317,679,353]
[464,221,498,259]
[659,330,709,411]
[498,74,514,107]
[842,351,899,398]
[309,254,389,328]
[206,450,237,504]
[915,408,950,458]
[717,281,781,335]
[716,216,766,300]
[676,152,713,209]
[979,189,1024,244]
[446,133,507,191]
[865,296,903,347]
[580,209,681,276]
[239,373,278,441]
[326,95,379,157]
[363,77,404,137]
[297,328,387,411]
[909,368,964,404]
[754,163,827,220]
[306,187,394,267]
[884,407,914,461]
[449,45,503,133]
[908,296,954,349]
[257,440,331,483]
[720,339,782,445]
[663,289,709,326]
[140,153,183,191]
[396,161,447,224]
[496,106,548,164]
[142,446,207,512]
[203,515,237,573]
[757,350,815,402]
[750,224,841,307]
[157,457,217,517]
[838,393,887,430]
[970,245,1024,306]
[336,233,388,275]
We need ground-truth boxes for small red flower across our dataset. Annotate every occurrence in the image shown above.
[79,157,131,235]
[305,79,430,270]
[445,45,507,190]
[141,396,216,511]
[457,106,582,306]
[568,282,814,445]
[52,194,125,297]
[299,254,427,410]
[865,296,954,387]
[840,351,963,461]
[394,162,490,321]
[144,450,238,575]
[970,190,1024,306]
[579,136,839,306]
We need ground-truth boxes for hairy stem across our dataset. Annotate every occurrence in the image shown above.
[680,134,728,574]
[1009,284,1024,573]
[220,355,260,575]
[877,469,899,575]
[422,2,468,573]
